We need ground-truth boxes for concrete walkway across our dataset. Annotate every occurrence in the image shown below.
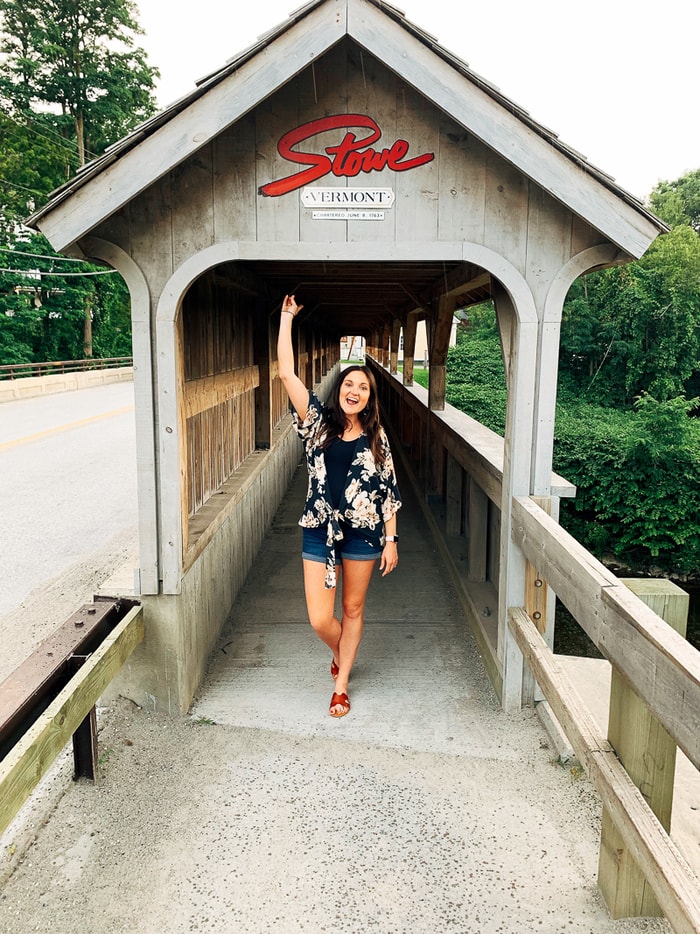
[0,467,671,933]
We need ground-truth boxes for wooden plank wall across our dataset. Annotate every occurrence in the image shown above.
[182,277,257,518]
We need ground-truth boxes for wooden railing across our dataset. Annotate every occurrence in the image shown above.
[0,599,144,840]
[370,359,700,933]
[0,356,133,380]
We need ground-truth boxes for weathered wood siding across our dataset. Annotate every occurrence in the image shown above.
[181,276,257,520]
[93,38,607,307]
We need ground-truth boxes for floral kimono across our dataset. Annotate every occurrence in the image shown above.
[293,390,402,587]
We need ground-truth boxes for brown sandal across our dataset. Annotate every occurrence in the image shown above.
[329,692,350,718]
[330,659,339,679]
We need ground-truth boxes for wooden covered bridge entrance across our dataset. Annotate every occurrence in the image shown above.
[28,0,666,715]
[25,1,700,926]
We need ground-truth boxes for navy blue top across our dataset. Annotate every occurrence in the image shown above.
[325,437,360,507]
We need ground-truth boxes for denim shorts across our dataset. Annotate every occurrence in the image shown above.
[302,525,381,563]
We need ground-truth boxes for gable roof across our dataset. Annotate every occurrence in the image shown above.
[28,0,666,255]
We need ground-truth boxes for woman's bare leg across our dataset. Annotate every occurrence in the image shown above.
[331,558,376,713]
[303,559,342,665]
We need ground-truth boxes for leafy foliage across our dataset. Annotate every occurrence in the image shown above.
[650,167,700,232]
[0,107,76,230]
[0,0,159,361]
[554,396,700,575]
[445,303,507,434]
[0,0,159,165]
[559,224,700,405]
[0,232,131,363]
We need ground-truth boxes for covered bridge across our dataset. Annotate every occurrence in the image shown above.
[28,0,666,715]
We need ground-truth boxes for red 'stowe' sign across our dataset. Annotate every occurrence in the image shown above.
[259,113,434,197]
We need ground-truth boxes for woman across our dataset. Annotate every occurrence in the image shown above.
[278,294,401,718]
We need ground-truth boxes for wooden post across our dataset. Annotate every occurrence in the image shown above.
[445,453,462,537]
[253,302,271,449]
[403,312,418,386]
[522,496,552,705]
[390,319,401,374]
[467,477,487,582]
[428,295,456,412]
[598,578,689,919]
[381,323,390,368]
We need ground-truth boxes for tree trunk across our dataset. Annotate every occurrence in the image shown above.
[75,112,85,167]
[84,295,93,358]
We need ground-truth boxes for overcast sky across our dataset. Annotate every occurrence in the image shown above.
[135,0,698,202]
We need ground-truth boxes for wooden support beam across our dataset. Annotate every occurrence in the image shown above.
[390,319,401,375]
[522,495,552,705]
[381,323,390,368]
[445,454,462,537]
[253,302,272,449]
[428,295,457,411]
[426,262,490,303]
[402,312,419,387]
[508,607,700,934]
[467,477,488,582]
[599,579,690,920]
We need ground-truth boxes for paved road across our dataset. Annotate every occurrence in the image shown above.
[0,383,138,657]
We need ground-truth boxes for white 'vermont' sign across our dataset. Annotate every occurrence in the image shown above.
[301,187,395,209]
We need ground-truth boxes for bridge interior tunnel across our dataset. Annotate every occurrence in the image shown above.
[179,255,498,551]
[172,254,510,712]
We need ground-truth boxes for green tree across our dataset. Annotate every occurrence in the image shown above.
[0,0,159,166]
[650,168,700,232]
[554,395,700,576]
[559,223,700,405]
[0,107,77,232]
[0,0,157,360]
[0,232,130,363]
[443,303,507,434]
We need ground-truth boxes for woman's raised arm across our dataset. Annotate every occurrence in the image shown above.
[277,294,309,419]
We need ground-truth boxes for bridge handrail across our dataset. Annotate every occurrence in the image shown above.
[512,495,700,771]
[399,378,576,501]
[0,356,133,380]
[508,606,700,934]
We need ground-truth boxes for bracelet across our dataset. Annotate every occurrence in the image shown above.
[385,535,398,543]
[281,311,295,316]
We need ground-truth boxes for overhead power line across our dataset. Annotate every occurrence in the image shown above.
[0,177,47,197]
[0,266,117,277]
[0,246,99,263]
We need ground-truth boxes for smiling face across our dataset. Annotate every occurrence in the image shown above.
[339,369,371,419]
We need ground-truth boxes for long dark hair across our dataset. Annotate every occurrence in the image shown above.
[321,365,385,465]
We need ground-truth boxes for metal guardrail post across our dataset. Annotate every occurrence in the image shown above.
[69,655,99,781]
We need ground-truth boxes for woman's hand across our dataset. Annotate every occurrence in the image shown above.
[380,542,398,577]
[282,294,302,317]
